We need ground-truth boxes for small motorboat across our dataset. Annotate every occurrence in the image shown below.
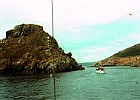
[96,67,105,74]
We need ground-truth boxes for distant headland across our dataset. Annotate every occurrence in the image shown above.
[93,44,140,67]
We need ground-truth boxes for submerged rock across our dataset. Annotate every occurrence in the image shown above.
[0,24,84,75]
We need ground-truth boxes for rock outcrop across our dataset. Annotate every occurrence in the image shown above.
[93,44,140,67]
[0,24,84,75]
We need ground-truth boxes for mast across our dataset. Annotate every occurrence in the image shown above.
[52,0,54,38]
[51,0,56,99]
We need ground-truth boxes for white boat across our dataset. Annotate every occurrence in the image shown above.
[96,67,105,74]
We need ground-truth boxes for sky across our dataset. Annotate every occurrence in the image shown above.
[1,0,140,63]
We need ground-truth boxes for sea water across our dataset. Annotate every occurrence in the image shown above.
[0,64,140,100]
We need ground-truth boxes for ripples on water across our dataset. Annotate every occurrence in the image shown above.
[0,66,140,100]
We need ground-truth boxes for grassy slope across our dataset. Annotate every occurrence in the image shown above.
[112,44,140,58]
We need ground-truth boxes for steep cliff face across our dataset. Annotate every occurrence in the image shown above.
[94,44,140,67]
[0,24,84,75]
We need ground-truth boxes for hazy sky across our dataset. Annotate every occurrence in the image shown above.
[1,0,140,63]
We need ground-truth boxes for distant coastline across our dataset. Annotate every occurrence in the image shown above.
[92,44,140,67]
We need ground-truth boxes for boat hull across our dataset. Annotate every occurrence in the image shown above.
[96,70,105,74]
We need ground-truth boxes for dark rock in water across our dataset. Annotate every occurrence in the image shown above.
[0,24,84,75]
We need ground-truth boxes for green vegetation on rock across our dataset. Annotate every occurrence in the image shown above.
[93,44,140,67]
[113,44,140,57]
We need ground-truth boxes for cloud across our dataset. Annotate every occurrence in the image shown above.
[72,46,110,62]
[1,0,140,30]
[54,0,140,24]
[79,46,109,54]
[129,33,140,41]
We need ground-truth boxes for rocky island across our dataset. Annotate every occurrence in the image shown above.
[93,44,140,67]
[0,24,84,75]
